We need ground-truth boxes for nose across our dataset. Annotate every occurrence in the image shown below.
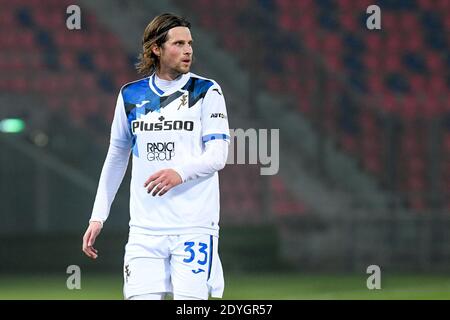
[184,44,193,55]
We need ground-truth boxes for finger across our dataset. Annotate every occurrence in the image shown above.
[152,182,163,196]
[158,184,172,196]
[144,171,161,187]
[83,229,90,241]
[91,246,98,258]
[152,181,168,197]
[87,244,98,253]
[85,246,98,259]
[147,177,164,194]
[88,231,97,247]
[84,248,92,258]
[83,246,93,258]
[82,230,91,249]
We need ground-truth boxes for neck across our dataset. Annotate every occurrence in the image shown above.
[155,68,182,81]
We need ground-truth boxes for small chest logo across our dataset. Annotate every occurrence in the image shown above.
[178,94,188,110]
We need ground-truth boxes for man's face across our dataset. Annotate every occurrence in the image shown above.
[157,26,193,77]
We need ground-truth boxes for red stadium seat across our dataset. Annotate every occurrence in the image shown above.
[364,156,382,175]
[351,0,372,10]
[409,74,426,92]
[402,135,423,156]
[386,36,406,55]
[407,157,426,175]
[265,76,283,93]
[336,0,353,10]
[282,53,301,73]
[381,54,404,73]
[382,12,397,32]
[365,34,383,53]
[285,76,302,94]
[381,94,398,113]
[406,175,426,192]
[422,96,442,119]
[436,0,449,10]
[279,12,297,32]
[399,13,419,32]
[367,75,384,93]
[341,134,357,154]
[404,33,424,52]
[417,0,436,10]
[363,53,382,72]
[10,77,28,93]
[325,54,343,72]
[222,34,240,52]
[409,196,426,211]
[321,34,343,54]
[296,0,314,11]
[0,9,18,28]
[339,12,358,31]
[297,16,316,34]
[425,52,444,74]
[399,96,419,120]
[427,76,447,95]
[59,51,77,70]
[93,52,110,72]
[443,134,450,152]
[271,176,307,217]
[276,0,289,10]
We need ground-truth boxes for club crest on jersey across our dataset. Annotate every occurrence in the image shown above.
[178,94,188,110]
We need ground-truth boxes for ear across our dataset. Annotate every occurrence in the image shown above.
[151,44,160,57]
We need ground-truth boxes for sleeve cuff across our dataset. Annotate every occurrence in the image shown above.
[89,219,104,228]
[172,166,187,183]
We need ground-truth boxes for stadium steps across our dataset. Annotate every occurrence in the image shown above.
[256,92,392,213]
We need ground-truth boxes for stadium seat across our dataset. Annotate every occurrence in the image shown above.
[399,96,419,120]
[427,76,447,95]
[270,176,307,216]
[408,74,426,92]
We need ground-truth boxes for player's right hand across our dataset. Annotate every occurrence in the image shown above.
[82,221,103,259]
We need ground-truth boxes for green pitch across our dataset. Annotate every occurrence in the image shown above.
[1,273,450,300]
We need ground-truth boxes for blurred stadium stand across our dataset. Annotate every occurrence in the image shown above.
[0,0,449,273]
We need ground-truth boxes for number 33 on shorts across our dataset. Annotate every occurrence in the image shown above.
[183,241,209,274]
[174,234,224,299]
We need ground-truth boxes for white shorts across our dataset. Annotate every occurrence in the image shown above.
[123,233,224,300]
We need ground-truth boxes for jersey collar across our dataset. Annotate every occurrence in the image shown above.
[148,72,191,97]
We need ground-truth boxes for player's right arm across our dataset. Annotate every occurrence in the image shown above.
[82,221,102,259]
[82,90,132,259]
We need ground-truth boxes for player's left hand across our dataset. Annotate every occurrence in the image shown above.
[144,169,182,196]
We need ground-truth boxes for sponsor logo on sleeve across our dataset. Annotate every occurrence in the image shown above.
[210,113,227,119]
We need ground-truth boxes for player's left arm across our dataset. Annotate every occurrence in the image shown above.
[144,83,230,196]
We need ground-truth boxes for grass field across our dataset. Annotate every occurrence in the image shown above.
[1,273,450,300]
